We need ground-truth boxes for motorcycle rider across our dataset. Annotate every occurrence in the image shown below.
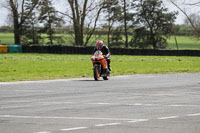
[94,40,111,71]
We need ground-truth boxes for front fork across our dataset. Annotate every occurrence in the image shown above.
[93,63,109,77]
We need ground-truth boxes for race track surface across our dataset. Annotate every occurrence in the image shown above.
[0,73,200,133]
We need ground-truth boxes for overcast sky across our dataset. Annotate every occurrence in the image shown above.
[0,0,198,26]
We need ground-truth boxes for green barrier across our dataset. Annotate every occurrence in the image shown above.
[8,45,23,53]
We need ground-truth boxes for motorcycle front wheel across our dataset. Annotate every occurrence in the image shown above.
[94,65,100,81]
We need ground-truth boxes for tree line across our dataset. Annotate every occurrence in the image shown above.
[1,0,199,49]
[0,24,194,36]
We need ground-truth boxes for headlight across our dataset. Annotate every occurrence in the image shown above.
[91,56,95,60]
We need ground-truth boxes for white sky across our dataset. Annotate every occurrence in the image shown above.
[0,8,8,26]
[0,0,199,26]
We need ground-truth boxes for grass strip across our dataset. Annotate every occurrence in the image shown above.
[0,53,200,82]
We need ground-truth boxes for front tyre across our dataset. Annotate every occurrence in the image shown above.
[94,65,100,81]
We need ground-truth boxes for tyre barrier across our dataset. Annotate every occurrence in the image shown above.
[8,45,23,53]
[0,45,8,53]
[0,45,23,53]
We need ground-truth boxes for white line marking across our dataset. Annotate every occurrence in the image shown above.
[157,116,179,120]
[133,103,143,106]
[60,127,88,131]
[40,101,75,105]
[95,123,121,127]
[88,103,149,106]
[144,104,154,106]
[187,113,200,116]
[0,105,31,109]
[15,90,39,92]
[0,102,75,110]
[88,102,200,107]
[168,105,187,107]
[151,94,177,96]
[128,119,149,123]
[35,131,51,133]
[126,103,143,106]
[168,104,198,107]
[11,100,32,103]
[88,103,112,105]
[0,115,138,121]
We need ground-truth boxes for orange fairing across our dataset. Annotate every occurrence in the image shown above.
[91,50,107,69]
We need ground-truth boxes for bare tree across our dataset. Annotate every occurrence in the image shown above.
[5,0,39,44]
[170,0,200,37]
[66,0,106,46]
[122,0,128,48]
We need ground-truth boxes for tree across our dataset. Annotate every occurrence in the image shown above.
[119,0,135,48]
[21,11,41,44]
[130,27,152,49]
[110,27,124,47]
[66,0,106,46]
[103,0,121,47]
[6,0,39,44]
[184,13,200,36]
[102,0,134,48]
[122,0,128,48]
[134,0,177,49]
[170,0,200,37]
[39,0,65,45]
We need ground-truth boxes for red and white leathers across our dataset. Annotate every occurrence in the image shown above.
[94,40,111,71]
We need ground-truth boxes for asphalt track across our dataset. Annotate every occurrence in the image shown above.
[0,73,200,133]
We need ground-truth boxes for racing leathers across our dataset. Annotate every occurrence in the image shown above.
[93,45,111,71]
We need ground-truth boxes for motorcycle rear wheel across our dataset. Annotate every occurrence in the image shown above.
[94,65,100,81]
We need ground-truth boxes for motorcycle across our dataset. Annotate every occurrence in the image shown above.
[91,50,110,81]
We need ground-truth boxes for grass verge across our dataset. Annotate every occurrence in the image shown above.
[0,53,200,82]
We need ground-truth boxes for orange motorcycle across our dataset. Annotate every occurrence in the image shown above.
[91,50,110,81]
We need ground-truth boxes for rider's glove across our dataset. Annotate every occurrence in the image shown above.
[104,56,108,60]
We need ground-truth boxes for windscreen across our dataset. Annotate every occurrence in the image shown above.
[94,50,103,55]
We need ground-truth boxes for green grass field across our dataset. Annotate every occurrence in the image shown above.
[0,54,200,82]
[167,36,200,50]
[0,33,200,50]
[0,33,14,45]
